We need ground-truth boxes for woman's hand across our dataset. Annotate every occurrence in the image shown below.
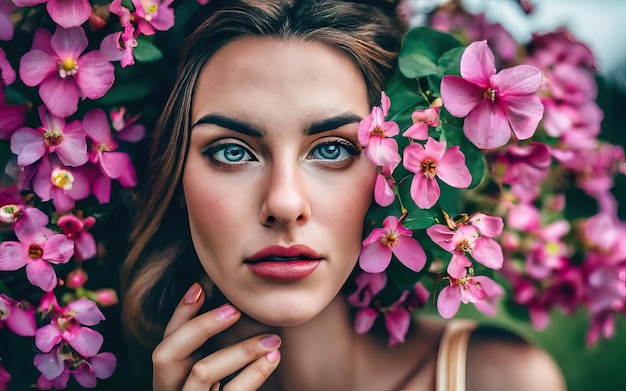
[152,282,281,391]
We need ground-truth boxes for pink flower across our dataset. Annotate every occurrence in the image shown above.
[360,215,426,273]
[0,47,15,85]
[0,222,73,291]
[12,0,91,28]
[373,172,395,207]
[0,88,27,140]
[65,268,88,289]
[0,294,37,336]
[403,137,471,209]
[440,40,544,149]
[427,212,503,278]
[19,27,115,118]
[437,273,504,318]
[57,213,96,261]
[110,106,146,141]
[358,92,401,171]
[354,290,412,346]
[402,106,440,140]
[0,0,15,41]
[32,155,91,212]
[10,105,88,167]
[131,0,175,36]
[107,0,139,67]
[83,108,137,203]
[35,350,116,389]
[348,272,387,307]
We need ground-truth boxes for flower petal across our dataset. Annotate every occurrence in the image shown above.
[35,324,63,353]
[83,108,113,144]
[90,352,117,379]
[67,298,105,326]
[472,237,504,270]
[410,173,440,209]
[374,173,395,207]
[66,326,104,357]
[437,285,461,319]
[33,350,64,380]
[75,51,115,99]
[425,225,455,252]
[47,0,92,28]
[354,307,378,334]
[11,128,46,166]
[42,234,74,264]
[392,236,426,272]
[440,75,484,118]
[358,241,392,273]
[39,76,80,118]
[460,40,495,85]
[19,50,57,87]
[26,259,58,291]
[463,99,511,149]
[437,146,471,188]
[0,242,26,271]
[385,307,410,344]
[492,65,542,95]
[51,26,88,59]
[502,94,544,141]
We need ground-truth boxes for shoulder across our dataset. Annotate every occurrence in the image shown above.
[466,326,566,391]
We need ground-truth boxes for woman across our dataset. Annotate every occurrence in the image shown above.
[121,0,566,389]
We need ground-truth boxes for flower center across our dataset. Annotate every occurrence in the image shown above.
[484,88,497,102]
[141,0,158,21]
[51,168,74,190]
[545,242,560,256]
[44,129,63,147]
[381,232,398,247]
[456,239,472,253]
[28,244,44,259]
[57,58,78,78]
[0,204,22,224]
[421,159,437,178]
[371,127,385,137]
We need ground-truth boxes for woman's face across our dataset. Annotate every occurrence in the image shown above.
[183,37,375,326]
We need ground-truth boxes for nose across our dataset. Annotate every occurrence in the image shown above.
[260,158,311,227]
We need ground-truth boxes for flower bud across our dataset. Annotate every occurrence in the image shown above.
[0,204,22,224]
[95,289,118,307]
[66,269,89,289]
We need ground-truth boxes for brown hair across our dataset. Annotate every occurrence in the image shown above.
[121,0,404,351]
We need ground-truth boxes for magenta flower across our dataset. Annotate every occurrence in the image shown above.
[33,155,91,212]
[83,108,137,203]
[12,0,91,28]
[0,294,37,336]
[437,273,504,318]
[57,213,96,261]
[427,212,503,278]
[19,27,115,118]
[0,0,15,41]
[35,350,116,389]
[492,142,551,203]
[354,290,411,346]
[440,40,544,149]
[10,105,88,167]
[403,137,471,209]
[358,92,401,170]
[131,0,175,36]
[359,215,426,273]
[348,272,387,308]
[0,222,73,291]
[402,106,440,140]
[110,106,146,141]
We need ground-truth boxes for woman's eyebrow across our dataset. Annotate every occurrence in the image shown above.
[192,114,263,137]
[306,113,363,135]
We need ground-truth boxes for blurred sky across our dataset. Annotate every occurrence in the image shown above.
[409,0,626,87]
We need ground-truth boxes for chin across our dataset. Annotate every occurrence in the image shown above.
[238,294,333,328]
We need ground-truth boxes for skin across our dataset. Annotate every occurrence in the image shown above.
[152,36,567,391]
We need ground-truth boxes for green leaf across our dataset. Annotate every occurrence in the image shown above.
[398,27,463,79]
[134,37,163,63]
[438,47,465,77]
[98,80,156,104]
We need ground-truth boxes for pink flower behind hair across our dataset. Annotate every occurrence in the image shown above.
[440,40,544,149]
[19,27,115,118]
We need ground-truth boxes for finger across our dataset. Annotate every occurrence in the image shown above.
[163,282,205,339]
[155,303,241,363]
[181,334,281,390]
[222,350,281,391]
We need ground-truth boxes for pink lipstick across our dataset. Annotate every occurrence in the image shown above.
[245,245,322,280]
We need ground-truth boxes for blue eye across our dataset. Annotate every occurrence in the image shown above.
[310,141,359,161]
[203,143,254,164]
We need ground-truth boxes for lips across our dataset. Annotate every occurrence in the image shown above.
[245,245,322,280]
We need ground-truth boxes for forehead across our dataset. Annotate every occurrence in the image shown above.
[191,36,370,125]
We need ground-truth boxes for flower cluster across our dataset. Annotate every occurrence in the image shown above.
[0,0,198,389]
[348,7,626,347]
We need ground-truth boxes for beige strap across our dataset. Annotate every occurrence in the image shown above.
[435,319,477,391]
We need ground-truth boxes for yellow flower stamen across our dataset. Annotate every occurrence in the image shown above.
[57,58,78,78]
[43,129,63,147]
[421,158,437,178]
[28,244,44,259]
[51,168,74,190]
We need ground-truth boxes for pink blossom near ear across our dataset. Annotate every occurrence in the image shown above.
[403,137,471,209]
[57,214,96,261]
[440,40,544,149]
[0,223,73,291]
[402,107,440,140]
[83,108,137,203]
[32,155,91,212]
[437,273,504,318]
[130,0,175,36]
[19,26,115,118]
[0,294,37,336]
[360,215,426,273]
[10,105,88,167]
[12,0,91,28]
[358,92,402,170]
[348,272,387,307]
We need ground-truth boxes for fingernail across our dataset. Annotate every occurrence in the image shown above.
[215,304,238,320]
[266,350,280,364]
[183,283,202,304]
[260,335,280,348]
